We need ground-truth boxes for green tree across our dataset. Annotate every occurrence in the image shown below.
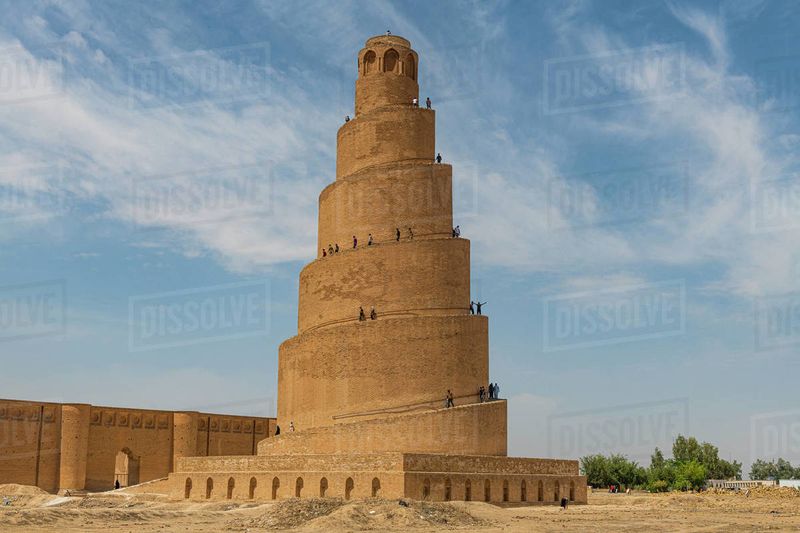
[646,447,679,492]
[671,435,741,480]
[775,458,796,479]
[749,459,772,480]
[606,454,646,489]
[580,454,609,488]
[673,460,707,491]
[672,435,702,463]
[581,454,646,488]
[650,447,665,469]
[750,458,799,480]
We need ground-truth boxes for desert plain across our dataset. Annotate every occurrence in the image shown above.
[1,483,799,532]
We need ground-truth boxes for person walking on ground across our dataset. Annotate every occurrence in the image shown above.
[370,306,377,320]
[426,96,431,109]
[446,390,454,408]
[275,425,280,435]
[479,385,485,402]
[469,301,475,314]
[115,479,120,490]
[560,497,568,510]
[359,307,366,321]
[328,244,334,255]
[322,248,327,257]
[368,233,373,246]
[412,97,418,107]
[488,382,495,400]
[455,225,460,237]
[345,115,350,122]
[495,382,500,398]
[436,153,442,164]
[408,227,413,240]
[289,421,295,432]
[335,243,339,253]
[353,235,357,248]
[396,227,400,241]
[476,301,486,315]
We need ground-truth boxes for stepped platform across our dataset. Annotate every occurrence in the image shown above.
[168,451,587,503]
[259,401,506,456]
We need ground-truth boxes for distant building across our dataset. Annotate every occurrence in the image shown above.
[707,479,776,489]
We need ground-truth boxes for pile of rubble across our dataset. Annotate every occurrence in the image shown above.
[226,497,485,531]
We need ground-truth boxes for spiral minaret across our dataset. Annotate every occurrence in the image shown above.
[170,36,587,504]
[274,35,496,454]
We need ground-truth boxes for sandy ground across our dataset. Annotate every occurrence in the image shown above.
[1,484,799,532]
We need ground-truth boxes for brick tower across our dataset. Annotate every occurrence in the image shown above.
[169,35,587,503]
[274,34,495,454]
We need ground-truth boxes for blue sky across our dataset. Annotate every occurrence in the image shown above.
[1,0,799,476]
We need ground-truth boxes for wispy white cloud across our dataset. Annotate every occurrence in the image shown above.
[469,2,800,299]
[1,1,797,299]
[0,15,338,271]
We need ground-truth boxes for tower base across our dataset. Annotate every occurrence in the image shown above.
[168,452,587,504]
